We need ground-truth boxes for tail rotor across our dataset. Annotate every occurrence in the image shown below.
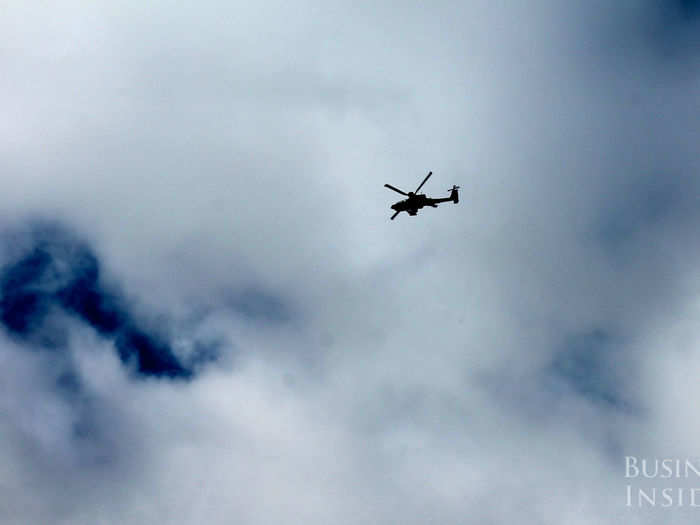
[448,185,460,204]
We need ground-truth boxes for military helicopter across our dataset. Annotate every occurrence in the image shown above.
[384,171,459,220]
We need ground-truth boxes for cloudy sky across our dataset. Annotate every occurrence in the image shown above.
[1,1,699,523]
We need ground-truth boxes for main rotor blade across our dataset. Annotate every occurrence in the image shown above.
[414,171,432,193]
[390,210,401,220]
[384,184,409,196]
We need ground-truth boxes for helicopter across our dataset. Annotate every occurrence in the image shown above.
[384,171,459,220]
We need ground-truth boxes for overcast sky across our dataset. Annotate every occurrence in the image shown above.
[1,1,700,523]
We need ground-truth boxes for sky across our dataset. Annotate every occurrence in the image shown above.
[1,1,699,523]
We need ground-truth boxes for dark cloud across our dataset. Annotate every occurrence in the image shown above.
[547,329,632,410]
[595,174,685,249]
[0,221,199,378]
[647,0,700,57]
[224,288,293,323]
[665,0,700,20]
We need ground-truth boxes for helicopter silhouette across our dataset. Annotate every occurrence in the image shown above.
[385,171,459,220]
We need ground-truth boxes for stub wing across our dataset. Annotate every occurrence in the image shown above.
[427,197,452,205]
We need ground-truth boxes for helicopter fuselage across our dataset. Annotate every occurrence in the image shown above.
[390,188,458,216]
[390,194,432,215]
